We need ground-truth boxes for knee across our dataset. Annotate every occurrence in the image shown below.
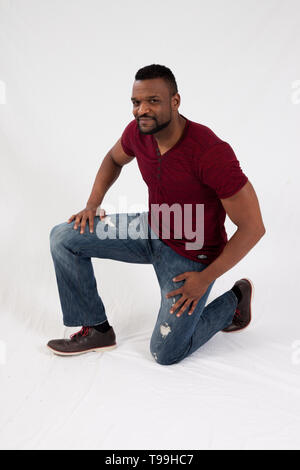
[150,344,179,366]
[49,223,69,253]
[150,351,179,366]
[150,322,179,366]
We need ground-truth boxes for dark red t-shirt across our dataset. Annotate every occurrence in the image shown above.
[121,113,248,265]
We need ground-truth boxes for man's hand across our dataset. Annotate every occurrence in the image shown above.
[165,271,210,317]
[67,206,106,234]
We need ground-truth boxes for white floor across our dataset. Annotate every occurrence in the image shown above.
[1,289,300,450]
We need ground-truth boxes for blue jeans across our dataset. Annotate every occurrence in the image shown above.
[49,212,237,365]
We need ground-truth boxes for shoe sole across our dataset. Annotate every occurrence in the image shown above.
[47,343,117,356]
[222,277,254,333]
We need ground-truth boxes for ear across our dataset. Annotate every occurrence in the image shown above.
[172,93,181,108]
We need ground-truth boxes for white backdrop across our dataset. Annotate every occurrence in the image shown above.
[1,0,300,450]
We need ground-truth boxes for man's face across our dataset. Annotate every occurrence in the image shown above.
[131,78,179,135]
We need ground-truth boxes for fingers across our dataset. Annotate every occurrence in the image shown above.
[173,273,189,282]
[67,214,76,223]
[169,295,187,315]
[89,214,94,233]
[90,207,106,232]
[169,295,200,317]
[99,208,106,220]
[79,214,88,234]
[166,288,182,299]
[171,298,191,317]
[188,299,199,316]
[70,207,102,234]
[73,214,81,231]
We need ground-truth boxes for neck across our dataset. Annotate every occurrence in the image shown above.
[153,114,186,149]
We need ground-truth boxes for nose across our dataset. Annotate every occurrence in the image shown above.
[137,102,151,117]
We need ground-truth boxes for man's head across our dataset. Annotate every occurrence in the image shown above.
[131,64,181,135]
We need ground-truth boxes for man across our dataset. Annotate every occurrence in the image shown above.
[47,64,266,365]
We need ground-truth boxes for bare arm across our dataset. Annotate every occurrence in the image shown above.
[68,138,135,233]
[86,138,135,207]
[165,180,266,318]
[201,180,266,284]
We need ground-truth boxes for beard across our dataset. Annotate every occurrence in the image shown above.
[137,117,172,135]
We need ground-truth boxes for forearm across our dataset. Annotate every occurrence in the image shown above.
[201,225,266,285]
[86,153,122,207]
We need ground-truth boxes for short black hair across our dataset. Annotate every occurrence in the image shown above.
[135,64,178,97]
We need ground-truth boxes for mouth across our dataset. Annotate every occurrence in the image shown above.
[139,118,154,124]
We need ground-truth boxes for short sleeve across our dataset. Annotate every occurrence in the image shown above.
[198,142,248,199]
[120,120,136,156]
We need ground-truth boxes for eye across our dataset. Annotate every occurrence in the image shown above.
[132,99,159,106]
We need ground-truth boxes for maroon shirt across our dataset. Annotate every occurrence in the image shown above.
[121,113,248,265]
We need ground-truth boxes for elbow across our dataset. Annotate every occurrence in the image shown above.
[259,223,266,237]
[238,223,266,240]
[254,224,266,240]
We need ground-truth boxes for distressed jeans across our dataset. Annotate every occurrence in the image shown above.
[49,211,238,365]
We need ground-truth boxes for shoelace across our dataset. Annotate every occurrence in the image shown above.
[233,308,244,325]
[234,308,241,318]
[70,326,90,339]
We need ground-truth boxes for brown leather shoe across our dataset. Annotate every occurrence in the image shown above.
[222,278,254,332]
[47,326,117,356]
